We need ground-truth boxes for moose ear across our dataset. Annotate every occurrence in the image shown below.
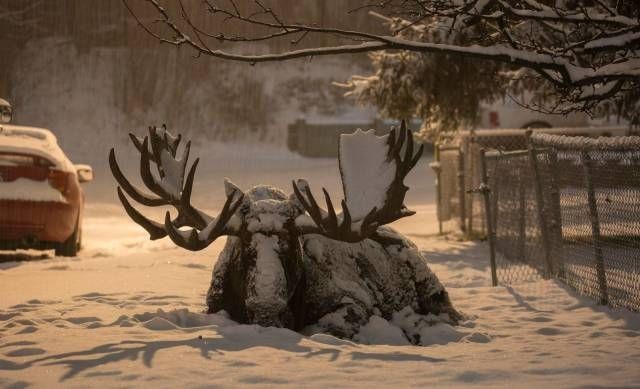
[224,178,244,201]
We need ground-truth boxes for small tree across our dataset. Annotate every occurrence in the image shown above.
[337,13,507,142]
[125,0,640,131]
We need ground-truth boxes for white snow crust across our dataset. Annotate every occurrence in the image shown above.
[339,129,396,220]
[2,210,639,387]
[158,149,182,198]
[247,233,287,315]
[246,200,289,233]
[0,125,74,172]
[0,178,67,203]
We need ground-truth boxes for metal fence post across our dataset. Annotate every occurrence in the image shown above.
[491,166,500,235]
[517,176,526,262]
[457,147,466,233]
[479,149,498,286]
[526,131,554,279]
[547,149,565,278]
[581,151,609,306]
[468,135,476,235]
[432,145,443,235]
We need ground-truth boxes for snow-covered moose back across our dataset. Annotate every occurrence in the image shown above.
[109,121,460,342]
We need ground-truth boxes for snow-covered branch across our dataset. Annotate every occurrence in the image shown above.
[126,0,640,109]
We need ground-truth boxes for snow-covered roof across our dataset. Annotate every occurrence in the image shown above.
[0,124,74,172]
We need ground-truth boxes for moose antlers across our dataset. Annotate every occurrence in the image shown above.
[293,120,423,242]
[293,180,380,242]
[109,125,244,251]
[111,121,421,248]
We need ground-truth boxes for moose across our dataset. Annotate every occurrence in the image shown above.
[109,121,460,342]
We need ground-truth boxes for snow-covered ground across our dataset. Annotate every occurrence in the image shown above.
[1,150,639,388]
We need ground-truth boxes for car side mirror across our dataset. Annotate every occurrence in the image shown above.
[75,164,94,183]
[0,106,12,124]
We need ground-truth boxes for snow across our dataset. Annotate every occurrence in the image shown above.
[246,198,295,234]
[0,124,75,172]
[0,178,67,203]
[532,132,640,151]
[0,148,639,387]
[248,233,287,315]
[339,129,396,220]
[584,31,640,50]
[158,148,184,198]
[390,306,486,346]
[353,315,410,346]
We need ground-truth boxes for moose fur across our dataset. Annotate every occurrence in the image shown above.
[205,185,460,338]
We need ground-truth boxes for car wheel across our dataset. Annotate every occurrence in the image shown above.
[55,223,79,257]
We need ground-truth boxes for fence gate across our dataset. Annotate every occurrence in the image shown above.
[480,149,549,285]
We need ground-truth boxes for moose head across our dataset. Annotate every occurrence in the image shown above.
[109,121,427,330]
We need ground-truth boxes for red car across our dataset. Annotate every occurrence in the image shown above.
[0,124,93,256]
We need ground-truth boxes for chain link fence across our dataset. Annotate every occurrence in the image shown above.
[531,134,640,310]
[433,126,630,237]
[464,130,531,236]
[432,126,639,310]
[475,133,640,311]
[483,150,549,285]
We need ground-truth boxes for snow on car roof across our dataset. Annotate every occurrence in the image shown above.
[0,124,74,172]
